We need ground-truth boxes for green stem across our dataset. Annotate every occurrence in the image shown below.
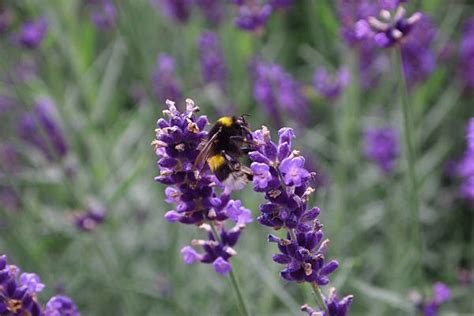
[210,223,251,316]
[392,49,423,282]
[310,283,328,313]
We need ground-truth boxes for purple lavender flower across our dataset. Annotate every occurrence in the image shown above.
[412,282,451,316]
[89,0,116,30]
[457,118,474,200]
[233,1,272,32]
[16,17,48,49]
[249,126,352,313]
[0,187,20,212]
[74,202,107,232]
[400,16,437,85]
[301,288,354,316]
[195,0,224,25]
[355,5,423,48]
[151,54,182,103]
[44,295,80,316]
[152,0,192,23]
[251,60,309,126]
[337,0,380,46]
[379,0,407,10]
[198,31,227,89]
[363,125,400,173]
[459,18,474,91]
[153,99,252,275]
[313,67,350,100]
[0,254,78,316]
[18,97,68,161]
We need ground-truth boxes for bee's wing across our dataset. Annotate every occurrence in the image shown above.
[194,127,221,171]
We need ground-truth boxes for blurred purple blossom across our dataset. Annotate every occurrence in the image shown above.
[89,0,117,30]
[233,1,272,32]
[16,17,48,49]
[457,118,474,200]
[412,282,451,316]
[198,31,227,89]
[400,16,437,86]
[151,54,182,103]
[74,202,107,232]
[459,17,474,90]
[363,125,400,173]
[153,99,252,275]
[152,0,192,22]
[251,60,309,126]
[18,98,68,161]
[313,67,350,100]
[44,295,80,316]
[355,6,423,48]
[195,0,224,24]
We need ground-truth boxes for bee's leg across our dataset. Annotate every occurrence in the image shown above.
[220,151,241,170]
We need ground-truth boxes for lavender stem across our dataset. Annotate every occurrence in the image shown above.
[311,282,328,313]
[392,48,423,282]
[210,222,251,316]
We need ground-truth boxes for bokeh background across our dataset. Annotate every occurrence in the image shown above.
[0,0,473,315]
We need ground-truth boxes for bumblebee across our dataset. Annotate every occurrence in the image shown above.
[195,115,253,190]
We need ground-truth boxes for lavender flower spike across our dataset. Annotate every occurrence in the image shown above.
[151,54,182,103]
[313,67,350,100]
[198,31,227,89]
[16,17,48,49]
[44,295,80,316]
[153,99,252,275]
[0,254,79,316]
[301,288,354,316]
[249,126,353,313]
[459,18,474,90]
[363,125,400,173]
[355,4,422,48]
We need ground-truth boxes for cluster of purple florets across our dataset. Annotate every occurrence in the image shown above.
[363,125,400,173]
[82,0,117,31]
[410,282,451,316]
[0,255,79,316]
[153,99,252,275]
[248,126,353,314]
[231,0,293,32]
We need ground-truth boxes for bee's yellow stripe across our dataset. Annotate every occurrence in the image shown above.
[217,116,233,127]
[207,154,225,172]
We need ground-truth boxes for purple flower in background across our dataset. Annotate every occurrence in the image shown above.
[0,254,79,315]
[313,67,350,100]
[379,0,407,10]
[459,18,474,90]
[151,54,182,103]
[355,5,423,48]
[457,118,474,200]
[17,17,48,49]
[233,1,272,32]
[301,288,354,316]
[153,0,192,23]
[251,60,309,126]
[412,282,451,316]
[153,99,252,275]
[89,0,116,30]
[337,0,380,46]
[0,8,12,35]
[195,0,224,25]
[18,97,68,161]
[198,31,227,89]
[74,202,107,232]
[363,125,399,173]
[44,295,80,316]
[0,186,20,211]
[401,16,437,86]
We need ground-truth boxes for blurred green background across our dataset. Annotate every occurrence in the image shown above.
[0,0,473,315]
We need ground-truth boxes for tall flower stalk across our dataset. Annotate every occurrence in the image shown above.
[249,126,353,315]
[152,99,251,316]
